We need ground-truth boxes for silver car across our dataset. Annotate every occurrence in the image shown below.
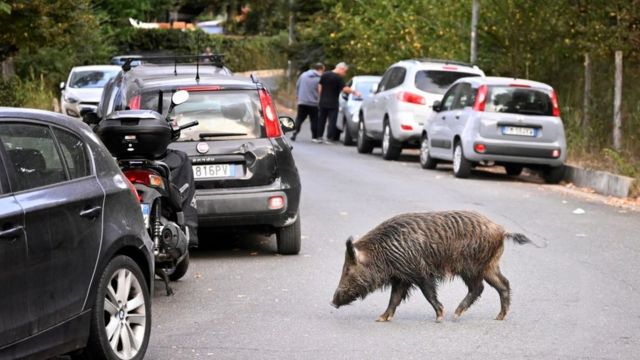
[60,65,121,118]
[420,76,567,183]
[357,59,485,160]
[337,75,381,146]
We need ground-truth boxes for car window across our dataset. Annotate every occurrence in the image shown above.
[0,123,67,191]
[484,86,554,115]
[452,83,473,110]
[385,67,406,90]
[377,69,393,93]
[415,71,480,95]
[53,128,91,179]
[440,84,460,111]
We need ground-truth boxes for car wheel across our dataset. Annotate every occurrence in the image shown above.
[343,117,355,146]
[505,164,524,176]
[419,134,438,169]
[167,252,189,281]
[277,215,301,255]
[356,117,374,154]
[543,165,565,184]
[452,141,472,178]
[381,121,402,161]
[83,255,150,360]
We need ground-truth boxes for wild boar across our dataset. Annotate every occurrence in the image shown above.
[331,211,535,322]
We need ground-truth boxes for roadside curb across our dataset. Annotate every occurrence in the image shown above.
[563,165,635,198]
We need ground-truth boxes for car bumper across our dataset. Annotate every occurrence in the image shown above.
[462,138,566,166]
[390,109,430,143]
[61,101,98,118]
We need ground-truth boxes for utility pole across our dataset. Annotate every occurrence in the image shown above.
[613,51,623,151]
[582,53,591,137]
[286,0,295,98]
[470,0,479,64]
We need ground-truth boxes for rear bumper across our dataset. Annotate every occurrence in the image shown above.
[463,138,566,166]
[390,108,430,143]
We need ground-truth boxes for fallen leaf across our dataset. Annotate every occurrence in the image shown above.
[572,208,586,215]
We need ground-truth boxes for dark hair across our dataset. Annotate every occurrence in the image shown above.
[312,62,325,71]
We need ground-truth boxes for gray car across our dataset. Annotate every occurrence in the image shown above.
[420,76,567,183]
[337,75,381,146]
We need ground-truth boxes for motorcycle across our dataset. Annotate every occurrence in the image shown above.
[96,90,197,295]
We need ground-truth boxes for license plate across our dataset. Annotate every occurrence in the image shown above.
[502,126,536,137]
[140,203,150,227]
[192,164,235,179]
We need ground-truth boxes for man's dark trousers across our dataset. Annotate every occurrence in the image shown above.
[317,107,340,141]
[294,104,319,139]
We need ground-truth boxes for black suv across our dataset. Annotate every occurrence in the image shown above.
[92,57,302,254]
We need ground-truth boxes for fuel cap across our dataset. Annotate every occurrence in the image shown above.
[196,142,209,154]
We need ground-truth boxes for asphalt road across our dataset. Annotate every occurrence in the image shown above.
[147,131,640,360]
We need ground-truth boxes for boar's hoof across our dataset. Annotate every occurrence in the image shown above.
[495,313,507,321]
[436,315,445,323]
[376,314,393,322]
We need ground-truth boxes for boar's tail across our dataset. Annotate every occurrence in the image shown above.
[506,233,546,248]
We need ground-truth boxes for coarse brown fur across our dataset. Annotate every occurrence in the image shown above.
[331,211,534,322]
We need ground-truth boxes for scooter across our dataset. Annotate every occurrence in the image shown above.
[97,90,197,295]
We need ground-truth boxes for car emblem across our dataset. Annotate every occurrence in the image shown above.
[196,142,209,154]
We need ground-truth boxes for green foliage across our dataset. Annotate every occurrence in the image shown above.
[0,74,54,110]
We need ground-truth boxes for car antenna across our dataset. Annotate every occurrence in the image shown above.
[196,56,200,82]
[174,57,177,76]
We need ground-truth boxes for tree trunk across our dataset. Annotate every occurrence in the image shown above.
[613,51,623,151]
[582,53,591,137]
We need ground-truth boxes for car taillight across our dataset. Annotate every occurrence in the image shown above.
[474,143,486,153]
[396,91,426,105]
[550,90,560,117]
[473,85,488,112]
[400,124,413,131]
[124,177,141,202]
[259,89,281,138]
[128,95,141,110]
[124,169,165,190]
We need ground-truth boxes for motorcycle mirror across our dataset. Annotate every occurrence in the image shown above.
[172,90,189,106]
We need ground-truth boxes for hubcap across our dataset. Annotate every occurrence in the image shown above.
[358,121,364,145]
[420,138,429,164]
[453,145,462,173]
[382,125,390,155]
[104,268,146,360]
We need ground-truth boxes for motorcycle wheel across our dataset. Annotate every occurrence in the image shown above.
[168,252,190,281]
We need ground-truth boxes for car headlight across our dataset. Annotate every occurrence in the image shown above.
[64,95,79,104]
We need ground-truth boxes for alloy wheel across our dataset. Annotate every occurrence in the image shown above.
[453,145,462,173]
[104,268,147,359]
[382,125,390,155]
[420,137,429,164]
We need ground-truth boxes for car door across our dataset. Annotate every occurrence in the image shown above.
[365,69,392,135]
[450,82,474,140]
[375,67,406,135]
[429,84,460,159]
[0,148,29,348]
[0,122,104,335]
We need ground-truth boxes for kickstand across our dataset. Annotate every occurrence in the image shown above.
[157,268,174,296]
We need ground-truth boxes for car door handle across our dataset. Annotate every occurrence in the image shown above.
[0,225,23,240]
[80,206,102,219]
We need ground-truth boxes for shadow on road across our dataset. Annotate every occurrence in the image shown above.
[191,227,278,259]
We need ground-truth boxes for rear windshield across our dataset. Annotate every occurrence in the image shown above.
[140,90,262,141]
[69,70,119,89]
[415,71,479,94]
[485,86,553,116]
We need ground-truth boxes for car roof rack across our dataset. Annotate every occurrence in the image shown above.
[411,58,475,67]
[120,54,225,74]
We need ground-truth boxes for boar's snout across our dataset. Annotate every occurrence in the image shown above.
[330,301,339,309]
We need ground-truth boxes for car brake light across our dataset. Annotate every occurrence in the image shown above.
[473,85,488,112]
[123,177,141,202]
[396,91,426,105]
[550,90,561,117]
[400,124,413,131]
[509,83,531,88]
[474,143,486,153]
[179,85,222,91]
[124,169,165,190]
[442,66,458,70]
[259,89,281,138]
[268,195,285,210]
[128,95,140,110]
[552,149,561,158]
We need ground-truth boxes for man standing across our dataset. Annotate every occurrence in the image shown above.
[291,63,325,141]
[317,62,360,144]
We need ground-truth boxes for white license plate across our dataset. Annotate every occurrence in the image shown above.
[502,126,536,137]
[192,164,235,179]
[140,203,150,227]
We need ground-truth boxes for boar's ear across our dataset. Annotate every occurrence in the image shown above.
[346,236,356,263]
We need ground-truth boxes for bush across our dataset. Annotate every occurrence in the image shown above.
[0,74,55,110]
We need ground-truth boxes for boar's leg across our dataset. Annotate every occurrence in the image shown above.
[418,277,445,322]
[454,274,485,319]
[483,267,511,320]
[377,280,410,322]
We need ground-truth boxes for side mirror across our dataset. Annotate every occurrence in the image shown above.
[432,100,442,112]
[279,115,295,133]
[172,90,189,106]
[81,110,100,125]
[59,82,65,90]
[370,83,378,93]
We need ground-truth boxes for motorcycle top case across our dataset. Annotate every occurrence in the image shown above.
[97,110,172,159]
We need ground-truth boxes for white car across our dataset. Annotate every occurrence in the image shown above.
[357,59,485,160]
[60,65,121,118]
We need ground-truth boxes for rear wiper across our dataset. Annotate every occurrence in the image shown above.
[199,132,247,139]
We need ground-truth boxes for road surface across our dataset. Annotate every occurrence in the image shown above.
[147,132,640,359]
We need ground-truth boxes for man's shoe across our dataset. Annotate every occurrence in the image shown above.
[312,138,321,143]
[323,139,335,145]
[291,133,297,141]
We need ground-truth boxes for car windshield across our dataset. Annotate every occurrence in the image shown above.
[140,90,261,141]
[355,80,379,98]
[69,70,119,89]
[485,86,554,116]
[415,71,479,94]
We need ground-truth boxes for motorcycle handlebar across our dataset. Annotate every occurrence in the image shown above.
[176,120,199,132]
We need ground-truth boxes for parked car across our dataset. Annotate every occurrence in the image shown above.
[60,65,121,118]
[337,75,381,146]
[111,54,143,67]
[419,76,567,183]
[0,107,153,359]
[90,58,303,254]
[357,59,485,160]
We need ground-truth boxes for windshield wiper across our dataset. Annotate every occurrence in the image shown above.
[199,132,247,139]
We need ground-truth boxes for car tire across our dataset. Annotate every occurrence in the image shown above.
[452,141,472,178]
[277,215,301,255]
[82,255,150,360]
[167,253,189,281]
[419,134,438,169]
[356,116,374,154]
[543,165,565,184]
[381,121,402,161]
[505,164,524,176]
[343,117,355,146]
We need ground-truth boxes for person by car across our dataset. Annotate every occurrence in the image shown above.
[317,62,360,144]
[291,62,324,142]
